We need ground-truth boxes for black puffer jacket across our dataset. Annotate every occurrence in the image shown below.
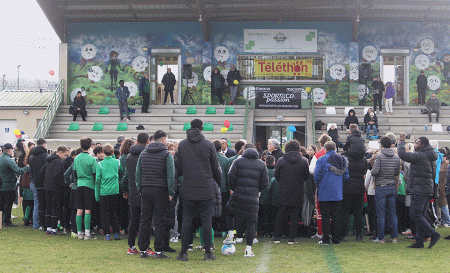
[29,146,48,188]
[139,142,169,188]
[271,148,284,163]
[398,140,437,196]
[343,130,366,160]
[177,128,222,200]
[227,148,268,221]
[41,153,64,191]
[344,156,368,194]
[274,151,309,206]
[344,109,359,129]
[126,144,146,207]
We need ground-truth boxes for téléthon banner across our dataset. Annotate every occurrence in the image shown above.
[255,86,302,109]
[254,59,313,77]
[244,29,317,53]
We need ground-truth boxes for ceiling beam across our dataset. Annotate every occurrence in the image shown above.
[197,0,210,42]
[36,0,65,42]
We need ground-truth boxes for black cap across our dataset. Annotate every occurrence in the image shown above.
[3,143,14,150]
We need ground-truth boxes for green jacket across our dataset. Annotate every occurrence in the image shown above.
[260,167,275,205]
[64,163,77,190]
[268,177,279,206]
[95,156,123,201]
[0,153,29,191]
[22,188,34,201]
[398,172,406,196]
[73,152,97,190]
[426,98,441,111]
[135,153,175,197]
[217,152,231,192]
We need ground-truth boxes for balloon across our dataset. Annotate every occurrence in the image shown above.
[224,120,230,128]
[288,125,296,132]
[49,70,54,76]
[220,127,228,133]
[305,87,312,93]
[233,80,239,85]
[20,131,25,135]
[15,134,22,138]
[13,129,21,135]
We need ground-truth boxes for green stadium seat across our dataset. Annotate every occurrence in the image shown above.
[186,107,197,114]
[116,123,127,131]
[224,107,235,114]
[92,123,103,131]
[205,107,216,114]
[68,123,79,131]
[203,123,213,131]
[183,123,191,131]
[98,107,109,114]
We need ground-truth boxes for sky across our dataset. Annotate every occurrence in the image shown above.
[0,0,60,87]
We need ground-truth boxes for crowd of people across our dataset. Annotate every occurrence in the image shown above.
[0,118,448,262]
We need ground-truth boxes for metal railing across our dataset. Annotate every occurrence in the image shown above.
[243,85,250,140]
[34,80,64,139]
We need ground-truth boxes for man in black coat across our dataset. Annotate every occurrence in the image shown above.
[227,64,241,105]
[72,91,87,121]
[41,146,69,235]
[29,138,48,229]
[268,139,284,163]
[162,68,177,105]
[220,138,236,158]
[271,140,309,245]
[340,155,368,241]
[371,76,385,114]
[343,124,366,160]
[398,134,441,249]
[416,71,428,105]
[176,119,222,262]
[122,133,150,255]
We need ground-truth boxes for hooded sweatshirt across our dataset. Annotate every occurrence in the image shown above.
[385,82,395,99]
[344,109,359,129]
[42,153,65,191]
[371,148,401,187]
[29,145,48,188]
[177,128,222,200]
[123,144,146,207]
[314,150,349,201]
[274,151,310,206]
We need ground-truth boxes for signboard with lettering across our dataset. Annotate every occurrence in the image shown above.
[254,86,302,109]
[254,59,313,77]
[244,29,317,53]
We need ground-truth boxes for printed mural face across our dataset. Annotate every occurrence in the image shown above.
[81,44,97,60]
[124,81,138,96]
[415,54,430,70]
[350,62,359,81]
[362,46,377,62]
[131,56,148,72]
[182,72,199,87]
[358,84,369,100]
[427,75,441,91]
[313,88,326,104]
[214,46,229,63]
[87,66,104,82]
[329,64,346,81]
[70,87,86,101]
[203,66,212,82]
[420,38,435,55]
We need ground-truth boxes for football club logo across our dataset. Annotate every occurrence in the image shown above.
[274,33,287,44]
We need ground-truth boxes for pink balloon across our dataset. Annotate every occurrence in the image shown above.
[224,120,230,128]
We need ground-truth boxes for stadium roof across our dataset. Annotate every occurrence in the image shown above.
[0,90,54,107]
[38,0,450,42]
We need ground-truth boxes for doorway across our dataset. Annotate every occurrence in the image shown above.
[0,119,17,146]
[380,49,410,105]
[255,123,306,152]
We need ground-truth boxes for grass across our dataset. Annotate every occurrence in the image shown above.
[1,206,449,273]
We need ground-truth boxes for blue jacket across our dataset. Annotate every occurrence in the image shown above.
[115,86,130,102]
[314,150,349,201]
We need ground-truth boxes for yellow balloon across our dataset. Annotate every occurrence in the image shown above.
[305,87,312,93]
[220,127,228,133]
[233,80,239,85]
[13,129,21,135]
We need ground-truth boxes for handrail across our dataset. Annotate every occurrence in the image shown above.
[243,85,249,140]
[34,80,64,139]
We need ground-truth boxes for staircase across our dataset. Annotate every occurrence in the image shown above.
[45,105,246,149]
[314,106,450,146]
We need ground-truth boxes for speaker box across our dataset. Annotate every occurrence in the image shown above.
[360,63,371,80]
[182,64,192,79]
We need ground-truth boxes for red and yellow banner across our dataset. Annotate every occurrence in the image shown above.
[254,59,313,77]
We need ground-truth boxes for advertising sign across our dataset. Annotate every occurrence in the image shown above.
[255,86,302,109]
[254,59,313,77]
[244,29,317,53]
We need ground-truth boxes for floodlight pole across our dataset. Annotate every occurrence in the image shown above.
[17,65,21,90]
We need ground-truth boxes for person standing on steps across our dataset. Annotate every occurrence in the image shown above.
[162,68,177,105]
[116,80,130,122]
[211,68,225,105]
[416,71,428,105]
[139,73,150,113]
[371,76,385,114]
[227,64,241,105]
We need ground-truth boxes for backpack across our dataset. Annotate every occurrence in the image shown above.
[315,120,325,130]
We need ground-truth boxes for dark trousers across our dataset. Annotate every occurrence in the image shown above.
[410,195,438,243]
[226,210,256,246]
[212,88,224,104]
[37,189,47,228]
[128,206,141,248]
[373,93,382,112]
[118,193,129,232]
[396,196,410,232]
[164,89,174,103]
[100,194,120,234]
[367,195,377,233]
[118,100,130,119]
[62,188,71,229]
[72,109,86,121]
[45,190,62,230]
[69,190,78,233]
[220,192,230,232]
[273,204,302,239]
[180,198,213,254]
[0,190,16,224]
[428,110,440,122]
[141,92,150,112]
[138,187,169,252]
[418,87,426,105]
[340,193,364,237]
[258,204,276,235]
[319,201,342,243]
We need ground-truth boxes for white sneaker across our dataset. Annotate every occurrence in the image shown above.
[78,234,84,240]
[253,238,258,244]
[311,233,323,239]
[235,237,244,243]
[194,245,204,250]
[372,238,385,244]
[443,224,450,228]
[12,204,18,209]
[223,236,236,244]
[170,237,179,243]
[11,215,17,219]
[244,250,255,257]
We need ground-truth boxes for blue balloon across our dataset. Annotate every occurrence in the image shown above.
[288,125,296,132]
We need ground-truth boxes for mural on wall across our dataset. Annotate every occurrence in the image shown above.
[67,22,211,105]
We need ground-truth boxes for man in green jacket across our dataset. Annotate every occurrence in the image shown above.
[0,143,30,226]
[426,93,441,122]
